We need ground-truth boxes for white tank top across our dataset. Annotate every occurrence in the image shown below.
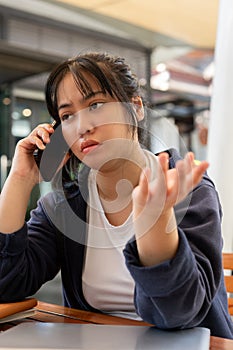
[82,149,158,320]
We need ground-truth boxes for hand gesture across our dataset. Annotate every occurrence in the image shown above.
[132,152,209,265]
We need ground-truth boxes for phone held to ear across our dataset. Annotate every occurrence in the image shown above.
[33,120,69,182]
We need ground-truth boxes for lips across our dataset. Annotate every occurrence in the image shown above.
[80,139,100,154]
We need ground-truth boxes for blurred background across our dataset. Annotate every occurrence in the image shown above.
[1,0,231,304]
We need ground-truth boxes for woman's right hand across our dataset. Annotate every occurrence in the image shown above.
[10,123,55,184]
[0,123,55,233]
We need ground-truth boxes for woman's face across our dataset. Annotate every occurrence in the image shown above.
[56,72,139,171]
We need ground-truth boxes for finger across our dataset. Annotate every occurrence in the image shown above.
[138,167,150,199]
[150,153,168,198]
[36,128,51,144]
[176,155,209,196]
[30,124,55,147]
[175,157,192,202]
[36,124,55,143]
[27,135,46,150]
[132,168,150,208]
[192,161,209,186]
[185,152,209,186]
[177,152,195,181]
[36,123,55,133]
[157,152,169,172]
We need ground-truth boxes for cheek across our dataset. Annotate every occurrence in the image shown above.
[104,122,133,139]
[62,125,79,148]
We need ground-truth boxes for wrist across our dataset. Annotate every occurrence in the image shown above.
[8,169,39,189]
[135,209,179,266]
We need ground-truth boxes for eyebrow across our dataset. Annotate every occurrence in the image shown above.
[58,102,72,111]
[83,90,105,100]
[58,90,105,111]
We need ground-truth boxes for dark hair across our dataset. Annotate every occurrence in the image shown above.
[45,51,149,188]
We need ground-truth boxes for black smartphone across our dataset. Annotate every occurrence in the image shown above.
[33,120,69,181]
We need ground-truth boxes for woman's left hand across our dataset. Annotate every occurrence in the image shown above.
[132,152,209,265]
[133,152,209,221]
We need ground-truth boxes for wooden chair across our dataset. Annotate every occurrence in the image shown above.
[222,253,233,315]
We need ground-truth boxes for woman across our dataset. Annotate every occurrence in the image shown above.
[0,51,232,339]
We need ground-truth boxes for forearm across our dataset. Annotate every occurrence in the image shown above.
[0,173,35,233]
[136,209,179,266]
[124,227,218,329]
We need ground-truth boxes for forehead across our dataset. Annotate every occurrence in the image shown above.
[56,72,102,102]
[60,71,101,92]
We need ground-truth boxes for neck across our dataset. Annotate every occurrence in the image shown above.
[96,150,146,202]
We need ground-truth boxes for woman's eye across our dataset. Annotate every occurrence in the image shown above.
[89,102,104,111]
[61,114,72,122]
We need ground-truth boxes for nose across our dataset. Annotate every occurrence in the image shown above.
[76,109,95,137]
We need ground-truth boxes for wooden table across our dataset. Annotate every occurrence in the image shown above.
[2,301,233,350]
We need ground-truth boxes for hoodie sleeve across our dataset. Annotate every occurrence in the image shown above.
[0,193,60,302]
[124,173,223,329]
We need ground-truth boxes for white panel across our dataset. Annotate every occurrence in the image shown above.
[207,0,233,251]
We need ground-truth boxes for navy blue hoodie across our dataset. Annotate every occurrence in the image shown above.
[0,148,233,339]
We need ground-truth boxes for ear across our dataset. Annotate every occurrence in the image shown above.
[131,96,144,121]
